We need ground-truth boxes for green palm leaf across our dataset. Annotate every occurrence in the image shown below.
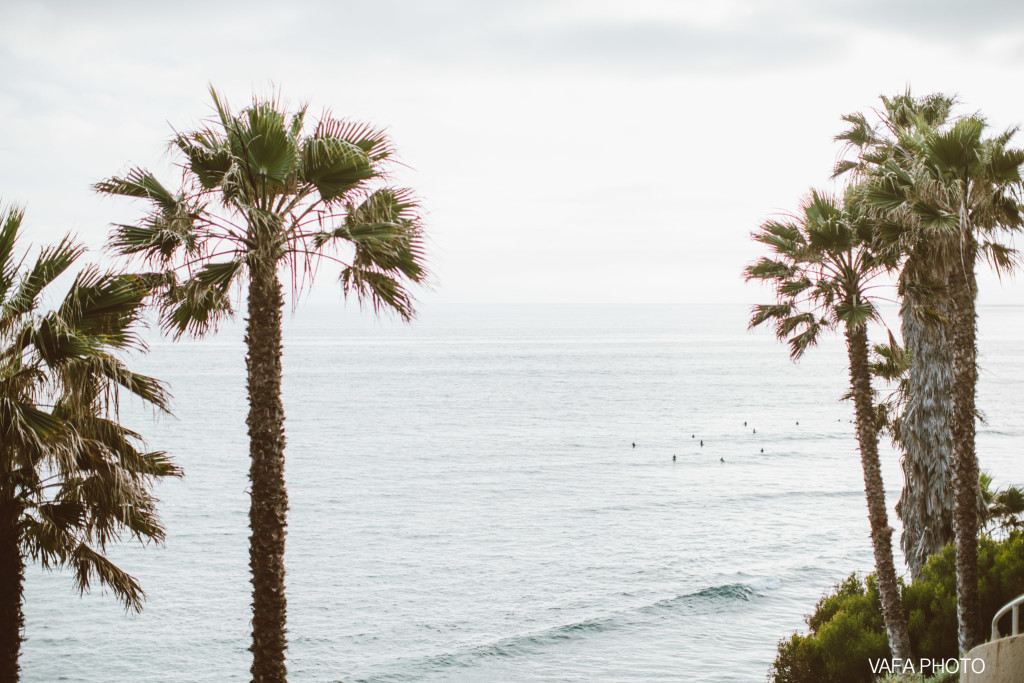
[236,101,299,184]
[300,137,374,201]
[175,131,233,190]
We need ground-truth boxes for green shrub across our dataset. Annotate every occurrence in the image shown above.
[904,532,1024,660]
[875,673,958,683]
[903,545,957,660]
[770,532,1024,682]
[769,574,890,683]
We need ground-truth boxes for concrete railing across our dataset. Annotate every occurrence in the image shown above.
[962,594,1024,683]
[992,593,1023,640]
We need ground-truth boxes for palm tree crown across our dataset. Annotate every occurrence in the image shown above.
[0,204,179,681]
[96,87,427,331]
[746,188,886,352]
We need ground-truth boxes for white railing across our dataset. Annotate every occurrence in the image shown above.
[991,593,1024,641]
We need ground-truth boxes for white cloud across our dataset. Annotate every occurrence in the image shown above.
[0,0,1022,306]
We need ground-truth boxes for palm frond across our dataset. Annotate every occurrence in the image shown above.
[159,270,236,338]
[236,100,299,185]
[924,117,985,174]
[0,203,25,298]
[94,168,180,213]
[747,302,794,329]
[6,236,84,318]
[340,266,417,321]
[71,543,145,612]
[300,136,374,202]
[174,130,233,190]
[314,117,394,161]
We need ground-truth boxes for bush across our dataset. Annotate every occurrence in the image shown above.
[904,532,1024,660]
[770,532,1024,682]
[875,673,958,683]
[769,574,890,683]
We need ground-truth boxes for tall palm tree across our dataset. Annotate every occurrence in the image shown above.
[0,204,180,681]
[95,87,428,681]
[746,188,913,663]
[865,116,1024,652]
[834,91,962,581]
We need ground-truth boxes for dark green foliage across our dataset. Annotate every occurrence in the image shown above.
[770,532,1024,682]
[979,534,1024,637]
[875,673,958,683]
[770,574,891,683]
[904,533,1024,659]
[903,546,958,659]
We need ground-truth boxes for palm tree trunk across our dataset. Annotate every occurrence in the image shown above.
[0,495,24,682]
[949,232,983,653]
[897,287,955,579]
[245,261,288,683]
[846,324,913,663]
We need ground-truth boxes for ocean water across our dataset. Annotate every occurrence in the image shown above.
[20,304,1024,682]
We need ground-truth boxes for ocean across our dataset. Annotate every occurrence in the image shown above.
[20,304,1024,682]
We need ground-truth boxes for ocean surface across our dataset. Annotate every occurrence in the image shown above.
[20,304,1024,682]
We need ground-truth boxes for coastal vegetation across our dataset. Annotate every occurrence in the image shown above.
[95,87,428,681]
[4,81,1021,681]
[833,93,1024,651]
[752,89,1024,671]
[0,205,179,681]
[769,531,1024,682]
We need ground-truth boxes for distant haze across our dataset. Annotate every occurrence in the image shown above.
[2,0,1023,305]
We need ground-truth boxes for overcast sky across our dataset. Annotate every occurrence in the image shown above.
[2,0,1024,306]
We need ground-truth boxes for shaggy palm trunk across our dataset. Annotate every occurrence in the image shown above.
[846,324,913,663]
[949,232,983,653]
[245,259,289,682]
[0,495,24,682]
[897,286,956,579]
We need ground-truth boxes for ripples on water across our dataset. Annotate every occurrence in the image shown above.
[21,304,1024,682]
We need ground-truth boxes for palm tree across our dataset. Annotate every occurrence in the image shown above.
[865,115,1024,652]
[834,91,962,581]
[746,187,913,663]
[95,87,428,681]
[0,204,180,681]
[980,472,1024,538]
